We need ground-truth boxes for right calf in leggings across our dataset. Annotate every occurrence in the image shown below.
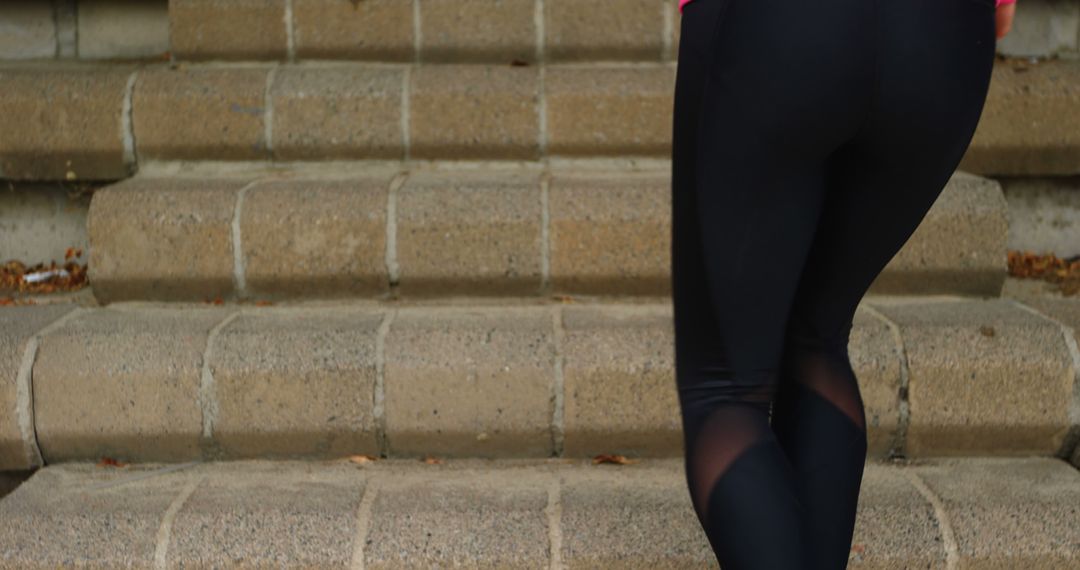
[672,0,996,568]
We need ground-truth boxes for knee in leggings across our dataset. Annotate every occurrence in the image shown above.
[680,376,782,521]
[781,313,866,432]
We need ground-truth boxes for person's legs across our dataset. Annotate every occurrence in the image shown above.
[671,0,874,566]
[769,0,998,568]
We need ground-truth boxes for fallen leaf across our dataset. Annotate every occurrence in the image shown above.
[97,457,128,468]
[422,455,442,464]
[347,454,378,465]
[592,454,638,465]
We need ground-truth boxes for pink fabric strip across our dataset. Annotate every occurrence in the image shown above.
[679,0,1014,13]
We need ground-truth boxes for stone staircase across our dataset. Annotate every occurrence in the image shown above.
[1,1,1079,568]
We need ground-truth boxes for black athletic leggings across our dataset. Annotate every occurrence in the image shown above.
[671,0,996,567]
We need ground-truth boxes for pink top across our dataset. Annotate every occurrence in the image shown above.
[679,0,1014,12]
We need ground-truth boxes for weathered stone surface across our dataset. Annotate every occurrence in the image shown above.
[996,0,1079,58]
[88,177,247,303]
[560,304,680,457]
[270,66,404,160]
[0,66,132,180]
[869,298,1074,456]
[420,0,537,63]
[168,461,366,568]
[545,65,674,156]
[241,177,391,298]
[2,458,1076,569]
[208,308,383,459]
[409,65,540,159]
[1021,297,1080,461]
[77,0,170,60]
[908,457,1080,568]
[848,464,947,568]
[0,183,90,265]
[559,460,715,568]
[545,0,665,61]
[548,171,669,295]
[394,170,543,296]
[961,58,1080,175]
[848,307,904,458]
[293,0,413,60]
[0,463,197,569]
[0,305,77,470]
[383,306,555,457]
[170,0,288,60]
[33,307,231,463]
[366,466,550,569]
[0,2,56,60]
[1002,176,1080,260]
[870,171,1008,296]
[133,67,270,160]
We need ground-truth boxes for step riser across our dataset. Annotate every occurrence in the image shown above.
[6,0,1078,64]
[1,59,1077,180]
[1,457,1077,568]
[2,298,1076,469]
[85,169,1007,303]
[0,184,90,265]
[1,0,684,64]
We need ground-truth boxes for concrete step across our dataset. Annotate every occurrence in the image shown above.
[0,57,1076,180]
[1,0,682,64]
[1,296,1077,470]
[85,165,1007,303]
[0,456,1077,568]
[170,0,684,64]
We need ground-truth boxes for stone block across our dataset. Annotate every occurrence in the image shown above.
[559,304,680,457]
[409,65,540,159]
[293,0,414,60]
[133,67,270,160]
[0,66,132,180]
[545,65,674,156]
[419,0,536,63]
[548,171,670,295]
[871,171,1008,296]
[394,170,543,295]
[209,308,383,458]
[869,298,1074,456]
[170,0,287,60]
[33,307,231,463]
[78,0,170,60]
[383,306,555,457]
[270,66,404,160]
[0,2,56,60]
[545,0,665,61]
[0,305,77,470]
[240,177,391,298]
[961,59,1080,175]
[88,177,246,303]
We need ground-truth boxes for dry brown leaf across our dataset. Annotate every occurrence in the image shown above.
[592,454,638,465]
[347,454,378,465]
[97,457,127,468]
[0,256,89,296]
[1007,250,1080,297]
[422,455,442,464]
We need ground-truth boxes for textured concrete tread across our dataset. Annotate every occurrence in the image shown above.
[0,456,1077,569]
